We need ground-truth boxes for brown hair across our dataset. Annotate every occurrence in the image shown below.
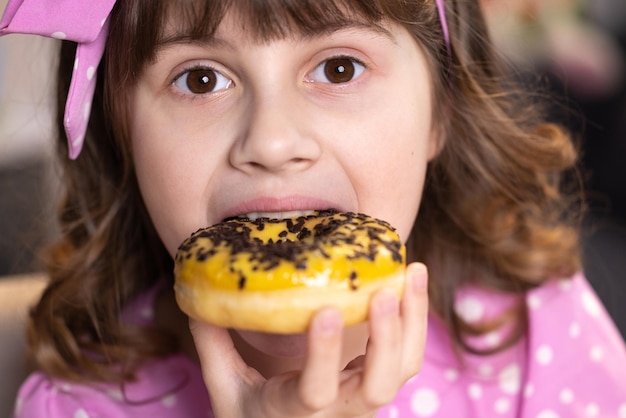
[27,0,581,382]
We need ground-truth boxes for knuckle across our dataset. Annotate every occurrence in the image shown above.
[361,384,398,407]
[299,386,336,411]
[404,355,425,380]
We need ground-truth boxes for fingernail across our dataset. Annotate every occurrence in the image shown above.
[315,308,343,335]
[409,263,428,292]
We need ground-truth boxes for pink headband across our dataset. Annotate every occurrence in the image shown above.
[436,0,451,55]
[1,0,449,159]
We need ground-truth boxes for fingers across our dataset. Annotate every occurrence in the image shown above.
[259,307,344,416]
[362,288,402,404]
[189,319,236,383]
[399,262,429,378]
[298,307,344,409]
[188,319,261,412]
[189,263,429,418]
[361,262,429,406]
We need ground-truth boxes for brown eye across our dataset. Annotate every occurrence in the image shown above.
[324,58,355,83]
[310,56,365,84]
[186,69,217,93]
[174,67,232,95]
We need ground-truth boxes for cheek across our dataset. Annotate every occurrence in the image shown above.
[345,109,433,242]
[372,144,430,241]
[130,104,213,256]
[133,137,182,255]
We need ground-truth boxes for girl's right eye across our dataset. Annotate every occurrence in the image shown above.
[173,67,233,95]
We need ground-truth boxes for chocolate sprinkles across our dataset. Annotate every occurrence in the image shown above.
[176,210,405,291]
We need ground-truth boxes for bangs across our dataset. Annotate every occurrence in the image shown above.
[162,0,388,44]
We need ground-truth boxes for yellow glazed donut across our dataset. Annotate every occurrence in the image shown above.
[173,210,406,333]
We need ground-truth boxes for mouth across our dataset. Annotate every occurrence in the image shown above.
[235,210,318,221]
[224,209,342,222]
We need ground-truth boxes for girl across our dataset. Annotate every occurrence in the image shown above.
[2,0,626,417]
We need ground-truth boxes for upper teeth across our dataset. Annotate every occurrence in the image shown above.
[245,210,316,221]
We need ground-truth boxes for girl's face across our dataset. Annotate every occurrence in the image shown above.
[131,13,438,258]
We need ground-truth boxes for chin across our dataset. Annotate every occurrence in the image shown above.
[234,329,309,358]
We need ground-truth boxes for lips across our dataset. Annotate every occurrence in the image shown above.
[219,196,346,223]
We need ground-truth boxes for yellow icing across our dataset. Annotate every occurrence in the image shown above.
[175,212,405,292]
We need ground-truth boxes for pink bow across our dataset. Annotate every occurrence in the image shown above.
[1,0,117,159]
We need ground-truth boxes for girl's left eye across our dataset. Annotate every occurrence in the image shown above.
[308,57,366,84]
[173,67,233,95]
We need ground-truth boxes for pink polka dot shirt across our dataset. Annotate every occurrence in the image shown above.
[13,273,626,417]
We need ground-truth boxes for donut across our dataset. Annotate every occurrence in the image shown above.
[173,210,406,333]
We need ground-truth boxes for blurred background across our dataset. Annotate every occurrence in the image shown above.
[0,0,625,339]
[0,24,57,277]
[482,0,626,339]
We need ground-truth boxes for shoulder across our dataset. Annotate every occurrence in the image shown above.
[14,355,212,418]
[520,272,626,416]
[381,273,626,418]
[13,373,103,418]
[525,272,625,358]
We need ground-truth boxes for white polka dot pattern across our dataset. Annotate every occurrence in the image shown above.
[581,291,602,317]
[498,364,521,395]
[536,410,560,418]
[559,388,574,404]
[454,296,484,323]
[86,66,96,81]
[589,345,604,362]
[494,398,510,414]
[444,368,458,381]
[74,409,90,418]
[468,383,483,400]
[107,389,124,401]
[527,294,541,310]
[479,364,494,377]
[162,394,177,407]
[586,403,599,417]
[10,273,626,418]
[376,273,626,417]
[485,330,502,347]
[536,345,553,365]
[410,388,440,416]
[569,321,581,338]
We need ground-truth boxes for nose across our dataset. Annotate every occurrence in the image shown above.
[230,89,321,174]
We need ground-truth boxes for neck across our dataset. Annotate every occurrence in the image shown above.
[157,286,370,378]
[230,323,370,378]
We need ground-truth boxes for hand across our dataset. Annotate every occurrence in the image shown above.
[189,262,429,418]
